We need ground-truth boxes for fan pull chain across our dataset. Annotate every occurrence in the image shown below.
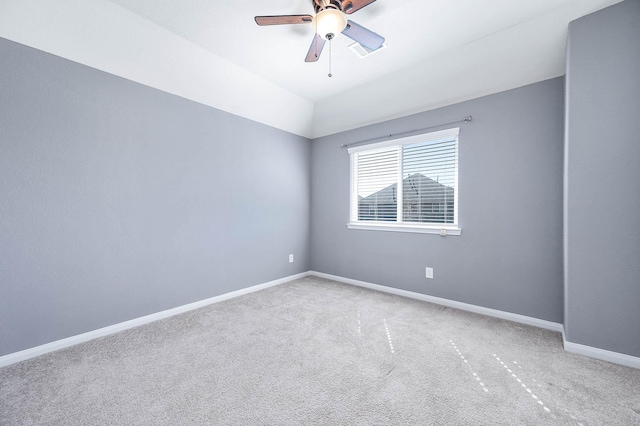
[328,35,333,77]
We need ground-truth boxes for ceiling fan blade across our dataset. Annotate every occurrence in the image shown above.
[341,20,385,51]
[305,34,326,62]
[342,0,377,15]
[255,15,313,26]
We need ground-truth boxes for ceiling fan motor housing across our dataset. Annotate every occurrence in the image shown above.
[313,0,343,13]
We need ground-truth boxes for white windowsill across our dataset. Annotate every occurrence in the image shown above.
[346,222,461,236]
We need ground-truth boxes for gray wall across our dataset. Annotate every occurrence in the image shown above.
[311,78,565,323]
[0,38,311,356]
[564,0,640,357]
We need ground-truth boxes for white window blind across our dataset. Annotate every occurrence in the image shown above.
[349,128,460,234]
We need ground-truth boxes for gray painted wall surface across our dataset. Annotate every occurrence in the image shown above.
[0,38,311,356]
[311,78,565,324]
[564,0,640,357]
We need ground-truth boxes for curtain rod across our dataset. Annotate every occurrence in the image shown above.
[340,116,472,149]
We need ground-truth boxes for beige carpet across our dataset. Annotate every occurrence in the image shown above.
[1,276,639,425]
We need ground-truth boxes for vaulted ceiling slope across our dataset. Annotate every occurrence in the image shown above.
[0,0,621,138]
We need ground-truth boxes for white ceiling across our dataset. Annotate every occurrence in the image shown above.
[0,0,621,138]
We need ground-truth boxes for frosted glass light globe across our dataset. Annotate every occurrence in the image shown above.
[313,9,347,40]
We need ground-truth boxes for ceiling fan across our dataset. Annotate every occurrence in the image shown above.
[255,0,385,63]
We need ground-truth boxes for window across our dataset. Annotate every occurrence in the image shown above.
[348,127,460,235]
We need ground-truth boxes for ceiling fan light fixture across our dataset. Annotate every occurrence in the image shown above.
[313,8,347,40]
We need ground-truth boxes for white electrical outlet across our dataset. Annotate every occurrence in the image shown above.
[289,254,294,263]
[425,267,434,279]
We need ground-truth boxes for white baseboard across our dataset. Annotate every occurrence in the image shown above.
[309,271,564,332]
[311,271,640,369]
[562,331,640,369]
[3,270,639,371]
[0,272,308,368]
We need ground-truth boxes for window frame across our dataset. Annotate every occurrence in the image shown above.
[347,127,461,236]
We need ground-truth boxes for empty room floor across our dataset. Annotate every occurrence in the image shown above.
[1,276,639,425]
